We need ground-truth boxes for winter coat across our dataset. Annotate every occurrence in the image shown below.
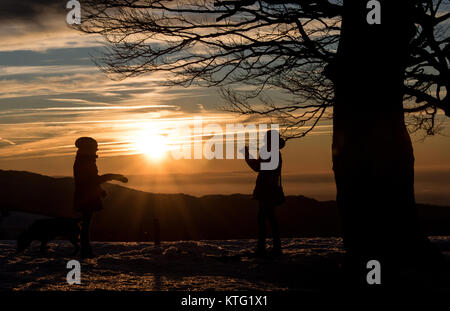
[246,152,283,205]
[73,154,104,213]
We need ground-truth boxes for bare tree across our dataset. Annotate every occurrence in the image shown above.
[75,0,449,285]
[75,0,448,137]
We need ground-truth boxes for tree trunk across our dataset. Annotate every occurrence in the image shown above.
[332,0,445,286]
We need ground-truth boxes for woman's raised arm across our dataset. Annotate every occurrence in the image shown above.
[98,174,128,184]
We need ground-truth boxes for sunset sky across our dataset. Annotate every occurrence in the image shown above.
[0,0,449,205]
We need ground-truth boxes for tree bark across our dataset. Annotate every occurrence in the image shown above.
[332,0,445,286]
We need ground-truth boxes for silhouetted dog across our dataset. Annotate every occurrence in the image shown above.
[17,218,81,255]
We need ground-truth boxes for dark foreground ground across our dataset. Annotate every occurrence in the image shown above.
[1,237,450,291]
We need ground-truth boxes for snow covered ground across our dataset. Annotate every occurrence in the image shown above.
[1,237,449,291]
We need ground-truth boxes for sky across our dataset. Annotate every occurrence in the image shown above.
[0,0,449,204]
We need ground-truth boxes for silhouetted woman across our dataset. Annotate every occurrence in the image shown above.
[73,137,128,258]
[245,130,286,257]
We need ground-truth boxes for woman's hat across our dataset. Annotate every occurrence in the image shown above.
[265,130,286,150]
[75,137,98,151]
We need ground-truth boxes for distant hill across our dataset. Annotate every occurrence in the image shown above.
[0,169,449,241]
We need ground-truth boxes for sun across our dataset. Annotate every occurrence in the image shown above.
[134,130,168,161]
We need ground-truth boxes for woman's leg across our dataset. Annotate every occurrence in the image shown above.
[80,211,93,257]
[267,205,281,254]
[257,201,267,253]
